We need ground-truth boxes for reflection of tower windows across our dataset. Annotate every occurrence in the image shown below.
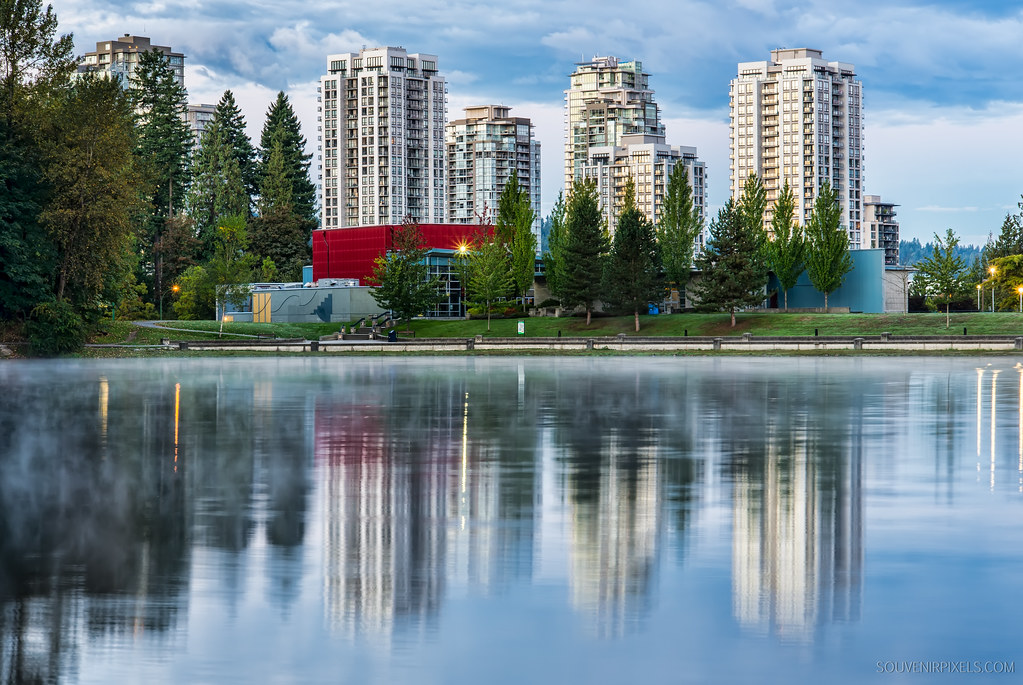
[568,444,661,638]
[732,421,863,640]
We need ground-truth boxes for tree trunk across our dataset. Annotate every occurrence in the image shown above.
[946,301,950,329]
[634,309,640,332]
[783,289,788,312]
[730,309,736,327]
[586,307,591,326]
[487,300,491,331]
[824,291,829,312]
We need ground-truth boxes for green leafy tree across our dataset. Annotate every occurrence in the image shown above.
[156,214,200,309]
[369,218,441,328]
[207,213,256,334]
[805,181,853,310]
[983,254,1023,312]
[542,191,567,303]
[561,177,608,325]
[185,120,248,260]
[466,237,512,331]
[915,228,969,327]
[694,199,768,327]
[605,178,662,332]
[172,263,215,320]
[38,74,140,304]
[658,163,703,307]
[212,89,259,204]
[259,92,316,230]
[0,0,75,319]
[766,181,805,311]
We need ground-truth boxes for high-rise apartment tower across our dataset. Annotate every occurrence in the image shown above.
[319,47,447,228]
[730,49,863,246]
[564,56,664,196]
[79,35,185,90]
[446,105,541,237]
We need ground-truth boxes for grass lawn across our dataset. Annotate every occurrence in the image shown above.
[80,312,1023,346]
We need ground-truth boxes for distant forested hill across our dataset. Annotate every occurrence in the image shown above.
[899,238,983,266]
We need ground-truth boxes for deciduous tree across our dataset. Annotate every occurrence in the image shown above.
[915,228,968,327]
[466,237,512,331]
[805,181,852,310]
[766,181,804,311]
[657,163,702,307]
[369,218,441,328]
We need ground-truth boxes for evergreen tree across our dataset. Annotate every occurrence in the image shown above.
[766,181,805,311]
[657,163,703,308]
[0,0,76,112]
[542,191,567,303]
[737,172,768,269]
[495,170,537,302]
[466,237,512,331]
[185,119,248,260]
[694,199,768,327]
[561,178,608,325]
[131,48,192,313]
[248,132,308,280]
[805,181,853,310]
[605,178,662,332]
[987,211,1023,260]
[212,90,259,205]
[38,74,140,304]
[369,218,441,328]
[915,228,968,327]
[259,92,315,229]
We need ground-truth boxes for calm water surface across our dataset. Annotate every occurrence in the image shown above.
[1,357,1022,684]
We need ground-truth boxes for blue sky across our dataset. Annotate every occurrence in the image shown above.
[54,0,1023,247]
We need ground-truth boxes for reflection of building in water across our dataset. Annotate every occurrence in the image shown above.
[732,422,863,640]
[316,400,448,637]
[567,445,661,638]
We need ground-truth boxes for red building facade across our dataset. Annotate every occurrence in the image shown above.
[312,224,484,284]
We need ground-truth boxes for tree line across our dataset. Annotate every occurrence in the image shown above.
[0,2,315,352]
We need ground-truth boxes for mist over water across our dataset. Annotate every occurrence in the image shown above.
[1,357,1021,684]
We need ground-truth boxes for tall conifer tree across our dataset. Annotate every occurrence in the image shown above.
[694,199,769,327]
[657,163,703,308]
[561,178,608,325]
[212,90,259,207]
[605,178,662,331]
[259,92,315,230]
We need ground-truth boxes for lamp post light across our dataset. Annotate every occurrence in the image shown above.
[990,266,997,313]
[1017,286,1022,314]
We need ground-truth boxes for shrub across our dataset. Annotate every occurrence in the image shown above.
[538,298,560,308]
[26,301,85,356]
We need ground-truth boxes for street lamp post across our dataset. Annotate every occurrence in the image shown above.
[989,266,997,313]
[1017,286,1022,314]
[977,284,982,311]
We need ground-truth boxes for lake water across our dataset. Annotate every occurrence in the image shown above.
[1,357,1022,684]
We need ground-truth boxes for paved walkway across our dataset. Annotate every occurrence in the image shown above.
[132,321,267,339]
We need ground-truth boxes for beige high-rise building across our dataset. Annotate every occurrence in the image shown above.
[79,34,185,90]
[564,56,664,197]
[863,195,899,265]
[446,105,541,237]
[581,133,706,244]
[318,47,447,228]
[730,49,864,247]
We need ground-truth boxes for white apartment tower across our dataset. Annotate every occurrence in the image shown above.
[565,56,664,196]
[446,105,541,237]
[730,49,864,247]
[582,133,706,244]
[79,35,185,89]
[319,47,447,228]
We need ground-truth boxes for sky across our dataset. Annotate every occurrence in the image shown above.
[52,0,1023,247]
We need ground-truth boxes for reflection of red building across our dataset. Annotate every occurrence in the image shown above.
[312,224,486,284]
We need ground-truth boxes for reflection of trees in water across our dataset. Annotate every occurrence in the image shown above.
[0,375,189,684]
[722,373,864,641]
